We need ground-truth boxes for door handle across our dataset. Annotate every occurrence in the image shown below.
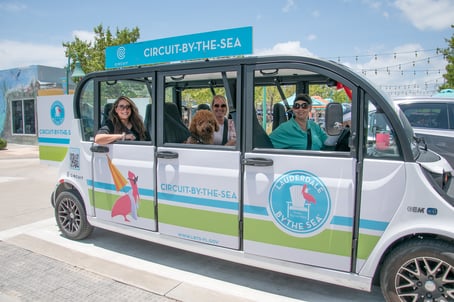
[157,151,179,159]
[243,157,273,166]
[90,145,110,153]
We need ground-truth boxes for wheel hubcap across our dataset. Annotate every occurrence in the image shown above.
[58,197,81,234]
[395,256,454,302]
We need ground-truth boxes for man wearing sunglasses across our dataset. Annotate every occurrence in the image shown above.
[269,93,327,150]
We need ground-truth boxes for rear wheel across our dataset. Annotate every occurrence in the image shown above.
[55,191,93,240]
[380,239,454,302]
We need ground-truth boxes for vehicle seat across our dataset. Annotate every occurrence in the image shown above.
[144,103,152,140]
[102,103,113,125]
[197,103,211,111]
[164,102,190,143]
[272,103,287,130]
[253,107,273,148]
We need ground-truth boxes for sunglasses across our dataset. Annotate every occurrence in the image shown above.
[214,103,227,108]
[117,104,131,110]
[293,102,309,109]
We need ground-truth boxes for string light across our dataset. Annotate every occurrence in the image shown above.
[322,48,448,96]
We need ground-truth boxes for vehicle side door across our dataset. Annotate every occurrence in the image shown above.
[90,77,157,231]
[155,68,242,249]
[242,63,357,271]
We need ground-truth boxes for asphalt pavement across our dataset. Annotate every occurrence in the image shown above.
[0,144,178,302]
[0,144,384,302]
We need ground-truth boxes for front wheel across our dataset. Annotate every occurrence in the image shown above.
[55,191,94,240]
[380,238,454,302]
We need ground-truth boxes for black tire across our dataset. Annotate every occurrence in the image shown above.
[55,190,94,240]
[380,238,454,302]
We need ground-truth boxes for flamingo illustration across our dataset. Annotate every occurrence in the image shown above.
[302,184,316,204]
[111,171,140,222]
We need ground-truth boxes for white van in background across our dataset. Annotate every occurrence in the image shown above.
[395,96,454,168]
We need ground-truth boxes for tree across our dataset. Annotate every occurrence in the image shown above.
[438,25,454,90]
[62,24,140,77]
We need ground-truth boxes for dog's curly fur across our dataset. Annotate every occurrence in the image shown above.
[186,110,219,144]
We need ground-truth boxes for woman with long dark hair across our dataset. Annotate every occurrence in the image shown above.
[95,96,148,144]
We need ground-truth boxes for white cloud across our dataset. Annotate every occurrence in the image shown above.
[394,0,454,30]
[364,0,382,10]
[307,34,317,41]
[0,40,66,69]
[0,2,27,12]
[282,0,295,13]
[72,30,96,43]
[255,41,315,57]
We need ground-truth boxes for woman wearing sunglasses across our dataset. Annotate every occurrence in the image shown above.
[95,96,148,145]
[269,93,327,150]
[211,95,237,146]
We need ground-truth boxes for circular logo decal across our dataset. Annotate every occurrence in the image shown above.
[117,46,126,60]
[50,100,65,126]
[268,170,331,236]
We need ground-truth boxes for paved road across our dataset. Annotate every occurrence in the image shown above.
[0,144,385,302]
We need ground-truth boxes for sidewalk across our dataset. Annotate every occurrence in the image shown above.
[0,241,178,302]
[0,143,39,160]
[0,144,299,302]
[0,144,180,302]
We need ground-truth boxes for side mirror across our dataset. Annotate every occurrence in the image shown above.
[325,102,343,136]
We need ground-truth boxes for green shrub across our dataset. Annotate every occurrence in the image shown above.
[0,138,7,149]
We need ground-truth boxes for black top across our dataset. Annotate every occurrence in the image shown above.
[97,119,142,141]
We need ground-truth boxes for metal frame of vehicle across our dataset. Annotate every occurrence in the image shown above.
[50,56,454,302]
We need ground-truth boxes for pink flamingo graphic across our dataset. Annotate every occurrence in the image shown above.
[302,184,316,204]
[111,171,140,222]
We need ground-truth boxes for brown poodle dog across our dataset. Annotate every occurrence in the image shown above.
[186,110,219,144]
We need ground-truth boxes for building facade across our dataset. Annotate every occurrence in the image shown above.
[0,65,74,145]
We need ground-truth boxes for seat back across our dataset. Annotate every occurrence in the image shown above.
[164,102,190,143]
[197,103,211,111]
[253,106,273,148]
[144,103,152,140]
[102,103,113,125]
[272,103,287,130]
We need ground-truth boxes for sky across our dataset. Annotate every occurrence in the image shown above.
[0,0,453,96]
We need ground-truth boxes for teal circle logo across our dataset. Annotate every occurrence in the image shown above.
[268,170,331,236]
[50,100,65,126]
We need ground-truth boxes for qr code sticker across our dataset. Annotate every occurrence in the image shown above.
[70,148,80,170]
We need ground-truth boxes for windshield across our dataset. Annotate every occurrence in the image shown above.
[394,104,420,160]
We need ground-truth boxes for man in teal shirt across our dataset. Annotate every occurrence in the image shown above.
[270,93,327,150]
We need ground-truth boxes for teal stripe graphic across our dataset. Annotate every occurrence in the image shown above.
[87,179,154,197]
[87,179,387,231]
[38,137,70,144]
